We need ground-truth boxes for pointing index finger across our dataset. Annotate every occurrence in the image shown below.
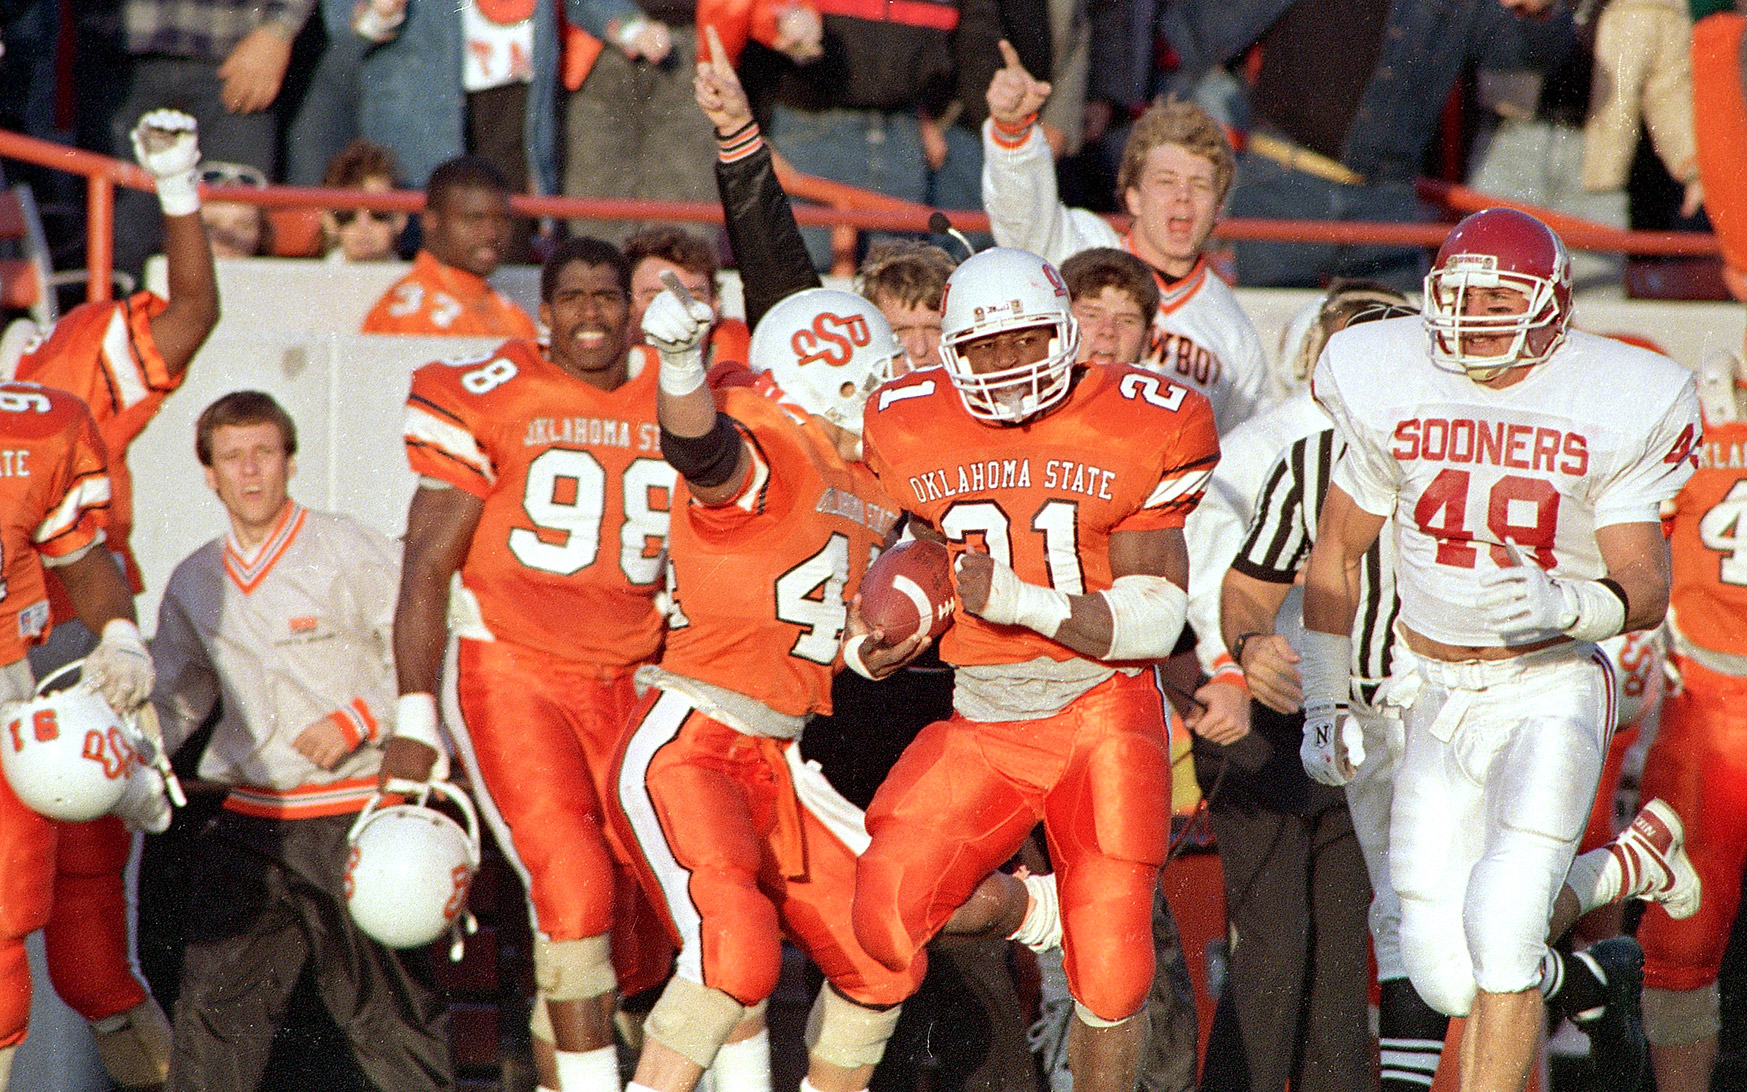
[705,23,732,74]
[997,38,1024,72]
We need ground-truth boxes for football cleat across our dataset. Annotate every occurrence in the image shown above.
[1611,798,1701,920]
[1571,938,1649,1092]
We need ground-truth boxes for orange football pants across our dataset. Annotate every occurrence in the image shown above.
[613,688,922,1008]
[1636,655,1747,991]
[450,638,671,996]
[854,670,1171,1022]
[1,777,146,1049]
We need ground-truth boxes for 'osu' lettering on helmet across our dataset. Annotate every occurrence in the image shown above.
[791,312,872,368]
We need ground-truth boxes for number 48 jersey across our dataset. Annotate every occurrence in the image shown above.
[862,364,1221,668]
[403,340,675,666]
[1315,318,1700,648]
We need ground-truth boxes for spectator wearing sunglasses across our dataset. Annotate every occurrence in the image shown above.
[195,160,270,258]
[321,140,409,262]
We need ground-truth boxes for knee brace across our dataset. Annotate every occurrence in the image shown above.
[804,986,902,1069]
[90,998,171,1090]
[644,976,747,1069]
[534,933,616,1002]
[1642,983,1721,1046]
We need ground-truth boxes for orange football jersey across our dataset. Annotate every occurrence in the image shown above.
[363,251,539,337]
[863,364,1219,667]
[0,383,110,664]
[661,387,900,718]
[403,340,673,666]
[1668,418,1747,657]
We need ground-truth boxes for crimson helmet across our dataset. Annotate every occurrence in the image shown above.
[1423,208,1572,380]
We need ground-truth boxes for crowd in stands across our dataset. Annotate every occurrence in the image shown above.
[2,2,1747,1092]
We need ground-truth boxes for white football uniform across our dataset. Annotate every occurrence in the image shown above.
[1314,316,1700,1015]
[981,121,1268,435]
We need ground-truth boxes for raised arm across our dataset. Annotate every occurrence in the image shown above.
[131,111,219,378]
[696,25,820,329]
[643,283,753,506]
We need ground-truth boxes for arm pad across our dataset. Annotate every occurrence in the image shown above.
[662,415,743,489]
[1100,574,1188,661]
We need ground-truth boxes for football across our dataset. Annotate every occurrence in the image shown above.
[859,538,956,643]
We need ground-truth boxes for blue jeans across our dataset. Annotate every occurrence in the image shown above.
[769,104,928,270]
[1226,149,1428,293]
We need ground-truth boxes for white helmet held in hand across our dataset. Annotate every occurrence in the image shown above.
[939,248,1080,423]
[750,288,901,435]
[345,779,481,950]
[0,662,145,822]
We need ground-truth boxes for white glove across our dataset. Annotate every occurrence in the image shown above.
[84,620,155,713]
[129,109,201,216]
[1301,701,1366,786]
[643,287,715,397]
[112,764,172,834]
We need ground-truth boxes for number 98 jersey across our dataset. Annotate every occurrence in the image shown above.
[862,364,1220,668]
[403,340,675,666]
[1315,318,1700,647]
[0,382,110,665]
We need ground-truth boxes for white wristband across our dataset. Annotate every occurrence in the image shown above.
[843,634,880,681]
[155,170,200,217]
[101,618,144,646]
[1564,579,1628,642]
[1298,629,1353,711]
[394,692,442,751]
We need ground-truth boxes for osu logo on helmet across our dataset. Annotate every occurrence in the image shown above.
[791,312,872,368]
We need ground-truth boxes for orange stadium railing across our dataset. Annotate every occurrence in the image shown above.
[0,126,1724,302]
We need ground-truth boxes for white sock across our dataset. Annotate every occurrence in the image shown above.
[801,1079,864,1092]
[556,1045,621,1091]
[708,1028,771,1092]
[1565,847,1623,914]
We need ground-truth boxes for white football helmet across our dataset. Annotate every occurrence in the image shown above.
[1,662,147,822]
[1423,207,1572,381]
[749,288,901,435]
[346,779,481,950]
[1695,349,1747,426]
[939,248,1079,423]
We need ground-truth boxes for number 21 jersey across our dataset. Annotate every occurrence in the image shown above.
[862,364,1220,668]
[403,340,675,666]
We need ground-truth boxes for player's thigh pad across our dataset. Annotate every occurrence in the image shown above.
[1049,672,1173,868]
[855,717,1043,975]
[449,638,616,941]
[619,693,785,1004]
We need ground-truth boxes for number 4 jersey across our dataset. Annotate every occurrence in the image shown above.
[862,364,1220,668]
[403,340,675,666]
[1315,317,1700,647]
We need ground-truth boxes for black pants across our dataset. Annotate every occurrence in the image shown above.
[1195,703,1374,1092]
[167,810,452,1092]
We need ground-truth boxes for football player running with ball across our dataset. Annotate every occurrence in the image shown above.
[848,246,1221,1092]
[1300,208,1702,1092]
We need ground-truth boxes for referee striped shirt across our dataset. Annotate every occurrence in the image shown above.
[1230,426,1400,703]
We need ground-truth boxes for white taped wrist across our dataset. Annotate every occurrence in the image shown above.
[1563,579,1627,642]
[1298,629,1353,710]
[155,170,200,217]
[394,692,442,751]
[977,557,1071,636]
[102,618,144,646]
[1099,574,1187,661]
[843,634,879,681]
[657,347,707,397]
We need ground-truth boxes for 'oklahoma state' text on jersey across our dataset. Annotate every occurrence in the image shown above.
[14,292,179,596]
[1668,418,1747,657]
[403,339,674,666]
[0,383,110,664]
[863,364,1220,667]
[661,387,899,718]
